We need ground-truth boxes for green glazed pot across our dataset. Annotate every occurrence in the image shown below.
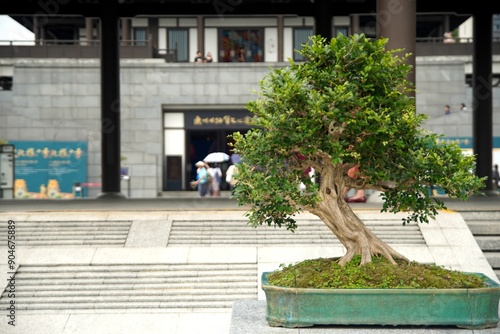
[261,271,500,329]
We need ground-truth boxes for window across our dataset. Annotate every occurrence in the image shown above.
[133,28,148,46]
[335,26,349,37]
[218,29,264,62]
[293,27,313,61]
[168,29,189,62]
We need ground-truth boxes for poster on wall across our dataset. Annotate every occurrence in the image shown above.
[10,141,87,199]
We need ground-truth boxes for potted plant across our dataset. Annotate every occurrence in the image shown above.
[230,34,499,328]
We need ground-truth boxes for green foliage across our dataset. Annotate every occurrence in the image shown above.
[268,256,486,289]
[231,34,485,229]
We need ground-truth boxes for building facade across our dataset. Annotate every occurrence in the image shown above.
[1,14,500,198]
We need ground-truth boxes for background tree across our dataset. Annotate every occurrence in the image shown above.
[231,34,485,266]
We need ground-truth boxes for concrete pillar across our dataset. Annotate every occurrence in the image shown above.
[377,0,416,98]
[472,12,494,192]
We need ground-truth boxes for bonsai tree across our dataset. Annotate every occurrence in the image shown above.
[231,34,485,266]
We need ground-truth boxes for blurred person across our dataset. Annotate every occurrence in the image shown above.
[194,50,204,63]
[443,32,456,43]
[193,161,210,196]
[225,163,238,193]
[237,47,246,62]
[344,189,366,203]
[444,105,451,115]
[204,51,213,63]
[206,162,222,196]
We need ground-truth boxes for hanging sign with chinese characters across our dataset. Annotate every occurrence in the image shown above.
[184,109,253,130]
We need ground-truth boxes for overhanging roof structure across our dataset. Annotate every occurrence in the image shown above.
[0,0,499,17]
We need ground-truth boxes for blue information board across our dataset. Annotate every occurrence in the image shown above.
[10,141,87,199]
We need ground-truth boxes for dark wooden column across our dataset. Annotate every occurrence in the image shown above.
[197,16,204,54]
[149,17,159,51]
[377,0,416,98]
[277,15,284,62]
[314,0,332,40]
[98,11,124,198]
[85,18,93,45]
[350,14,360,35]
[472,11,494,193]
[122,18,131,42]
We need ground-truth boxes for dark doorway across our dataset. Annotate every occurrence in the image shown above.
[187,129,247,190]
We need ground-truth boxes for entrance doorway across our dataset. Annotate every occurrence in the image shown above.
[187,129,245,190]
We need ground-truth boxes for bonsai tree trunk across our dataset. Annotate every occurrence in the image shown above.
[307,166,409,266]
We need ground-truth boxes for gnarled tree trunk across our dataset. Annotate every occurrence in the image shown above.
[308,166,409,266]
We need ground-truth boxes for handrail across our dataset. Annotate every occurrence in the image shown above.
[1,38,500,60]
[0,39,151,46]
[2,37,500,45]
[3,37,500,46]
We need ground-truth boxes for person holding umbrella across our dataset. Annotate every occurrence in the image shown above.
[202,152,229,195]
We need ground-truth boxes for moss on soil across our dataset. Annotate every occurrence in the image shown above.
[267,256,486,289]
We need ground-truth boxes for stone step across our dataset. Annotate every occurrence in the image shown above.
[6,294,254,304]
[0,223,131,229]
[17,276,256,286]
[168,219,424,246]
[1,234,127,240]
[484,253,500,268]
[16,281,257,291]
[475,236,500,251]
[17,263,256,272]
[466,221,500,235]
[11,301,236,310]
[170,228,420,234]
[13,287,255,297]
[1,226,130,231]
[170,228,419,234]
[0,240,125,246]
[2,223,131,227]
[460,211,500,220]
[169,237,425,246]
[173,221,418,228]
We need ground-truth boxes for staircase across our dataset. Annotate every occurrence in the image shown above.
[0,220,131,247]
[1,210,497,313]
[461,211,500,280]
[0,263,257,312]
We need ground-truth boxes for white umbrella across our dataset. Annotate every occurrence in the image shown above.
[203,152,230,163]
